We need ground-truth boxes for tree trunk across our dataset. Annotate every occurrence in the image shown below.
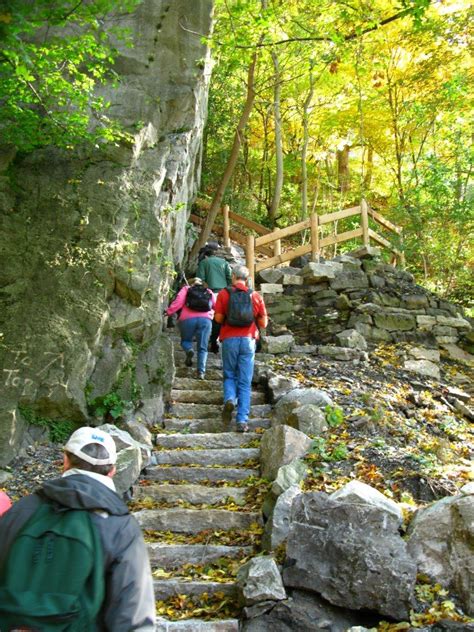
[363,145,373,190]
[301,63,315,220]
[337,144,350,193]
[268,49,283,227]
[189,50,259,263]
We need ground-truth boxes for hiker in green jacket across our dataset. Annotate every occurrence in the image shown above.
[197,242,232,353]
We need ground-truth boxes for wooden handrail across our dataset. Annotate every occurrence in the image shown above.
[228,209,271,235]
[255,218,311,247]
[368,208,402,235]
[190,197,404,284]
[318,206,361,225]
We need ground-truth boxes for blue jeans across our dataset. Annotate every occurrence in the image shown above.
[221,337,256,423]
[179,317,212,373]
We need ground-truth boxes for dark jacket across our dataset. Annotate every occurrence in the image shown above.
[0,473,155,632]
[197,255,232,292]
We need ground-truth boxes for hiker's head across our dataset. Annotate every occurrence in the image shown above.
[204,241,219,257]
[232,265,249,283]
[64,427,117,476]
[189,277,203,286]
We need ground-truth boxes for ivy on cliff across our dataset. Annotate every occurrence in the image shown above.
[0,0,139,151]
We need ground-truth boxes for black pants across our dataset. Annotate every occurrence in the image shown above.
[210,319,221,348]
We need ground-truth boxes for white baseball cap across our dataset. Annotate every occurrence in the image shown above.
[64,427,117,465]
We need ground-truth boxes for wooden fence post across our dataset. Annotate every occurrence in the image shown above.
[223,205,230,248]
[360,198,369,247]
[310,212,320,261]
[246,234,255,288]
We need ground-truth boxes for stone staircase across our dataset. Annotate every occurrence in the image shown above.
[132,336,268,631]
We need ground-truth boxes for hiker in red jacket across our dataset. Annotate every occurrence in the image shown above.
[214,265,268,432]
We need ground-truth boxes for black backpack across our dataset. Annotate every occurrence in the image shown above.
[185,285,212,312]
[226,286,254,327]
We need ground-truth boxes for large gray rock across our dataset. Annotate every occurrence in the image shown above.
[263,485,302,550]
[330,480,403,524]
[241,589,367,632]
[283,492,417,620]
[300,261,343,283]
[260,426,312,481]
[0,0,214,465]
[335,329,368,350]
[280,389,334,408]
[267,374,301,404]
[114,445,143,496]
[271,458,308,496]
[261,335,295,355]
[99,423,151,467]
[237,556,286,605]
[403,359,440,380]
[286,404,328,436]
[407,489,474,616]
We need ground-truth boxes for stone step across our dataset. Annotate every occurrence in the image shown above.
[134,483,248,505]
[176,367,223,380]
[148,542,252,569]
[163,418,271,433]
[174,352,223,368]
[155,432,260,450]
[169,403,272,420]
[154,579,237,601]
[173,377,222,390]
[145,465,260,484]
[155,618,239,632]
[135,508,262,532]
[170,389,266,405]
[154,448,259,467]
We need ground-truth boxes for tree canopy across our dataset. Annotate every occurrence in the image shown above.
[200,0,473,307]
[0,0,138,151]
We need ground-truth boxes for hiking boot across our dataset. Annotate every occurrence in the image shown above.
[197,371,205,380]
[222,400,235,424]
[236,422,249,433]
[185,349,194,367]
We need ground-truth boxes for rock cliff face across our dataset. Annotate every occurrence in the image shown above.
[0,0,214,465]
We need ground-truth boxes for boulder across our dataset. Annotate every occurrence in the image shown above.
[241,589,369,632]
[237,556,286,605]
[271,458,309,496]
[374,312,416,331]
[275,388,333,421]
[287,404,328,436]
[348,245,381,260]
[300,261,343,283]
[114,445,143,496]
[283,492,417,620]
[260,426,312,481]
[267,374,301,404]
[335,329,368,350]
[407,491,474,616]
[263,484,302,550]
[261,335,295,355]
[257,269,285,284]
[403,360,440,380]
[330,270,369,291]
[407,347,440,362]
[317,346,366,361]
[99,423,151,466]
[259,283,284,294]
[330,480,403,524]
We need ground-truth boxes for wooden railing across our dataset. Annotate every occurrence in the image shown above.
[191,199,404,287]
